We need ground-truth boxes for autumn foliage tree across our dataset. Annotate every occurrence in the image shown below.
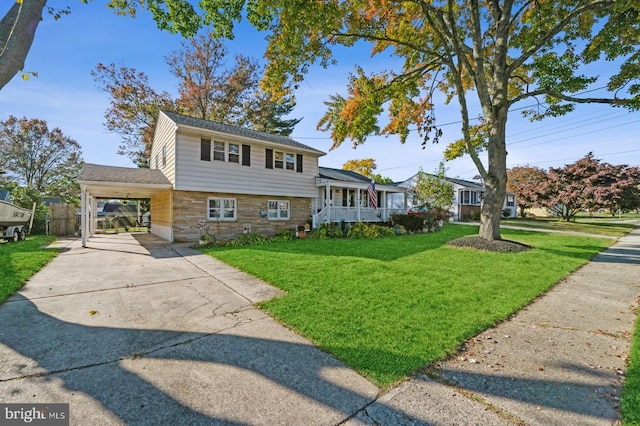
[536,153,640,220]
[506,166,548,217]
[93,33,301,167]
[167,0,639,242]
[341,158,393,183]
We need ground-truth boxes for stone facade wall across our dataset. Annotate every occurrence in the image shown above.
[172,190,312,242]
[150,190,172,227]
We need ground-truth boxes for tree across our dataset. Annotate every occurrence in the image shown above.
[166,33,302,135]
[413,163,454,211]
[170,0,640,241]
[0,116,83,200]
[91,63,176,168]
[506,166,548,217]
[536,153,639,220]
[342,158,393,183]
[93,33,301,166]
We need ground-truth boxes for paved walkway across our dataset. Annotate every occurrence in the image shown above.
[0,229,638,425]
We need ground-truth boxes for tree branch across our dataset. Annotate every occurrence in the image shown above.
[0,0,48,90]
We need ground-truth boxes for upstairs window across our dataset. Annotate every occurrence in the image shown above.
[213,141,225,161]
[265,149,303,173]
[228,143,240,163]
[201,139,211,161]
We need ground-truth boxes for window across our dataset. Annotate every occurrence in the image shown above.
[161,145,166,167]
[213,141,225,161]
[207,198,236,221]
[201,139,211,161]
[268,200,290,220]
[274,151,284,169]
[155,154,159,169]
[265,149,302,172]
[285,153,295,170]
[228,143,240,163]
[459,190,480,205]
[506,195,515,207]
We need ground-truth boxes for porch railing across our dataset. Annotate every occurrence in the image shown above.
[312,207,405,228]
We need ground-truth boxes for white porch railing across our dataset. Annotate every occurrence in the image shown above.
[312,207,405,228]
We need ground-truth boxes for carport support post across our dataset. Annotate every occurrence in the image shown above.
[81,185,87,247]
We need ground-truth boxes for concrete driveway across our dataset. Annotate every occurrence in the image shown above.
[0,233,384,425]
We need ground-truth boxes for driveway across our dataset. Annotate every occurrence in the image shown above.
[0,233,383,425]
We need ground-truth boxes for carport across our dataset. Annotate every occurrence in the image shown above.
[78,163,173,247]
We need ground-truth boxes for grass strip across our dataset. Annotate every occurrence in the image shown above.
[0,236,58,304]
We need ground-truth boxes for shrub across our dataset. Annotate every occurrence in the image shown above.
[308,223,344,239]
[273,230,296,241]
[391,214,426,232]
[502,208,512,218]
[347,222,385,239]
[423,207,450,232]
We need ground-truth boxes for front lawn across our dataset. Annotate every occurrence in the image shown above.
[501,217,638,237]
[202,225,612,387]
[0,236,58,304]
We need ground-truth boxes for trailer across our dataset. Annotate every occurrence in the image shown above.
[0,195,35,242]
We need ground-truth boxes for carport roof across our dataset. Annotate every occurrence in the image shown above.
[78,163,172,199]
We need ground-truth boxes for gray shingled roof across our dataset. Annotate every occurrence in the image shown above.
[79,163,172,185]
[319,167,372,183]
[161,110,325,155]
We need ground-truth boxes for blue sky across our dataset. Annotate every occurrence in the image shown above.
[1,2,638,182]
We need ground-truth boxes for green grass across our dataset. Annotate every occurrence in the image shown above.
[623,310,640,425]
[203,225,612,387]
[0,236,58,304]
[501,217,638,237]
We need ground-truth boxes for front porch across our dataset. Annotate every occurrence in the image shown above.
[312,170,407,228]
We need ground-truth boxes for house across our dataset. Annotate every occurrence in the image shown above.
[79,111,407,244]
[312,167,407,228]
[397,173,516,221]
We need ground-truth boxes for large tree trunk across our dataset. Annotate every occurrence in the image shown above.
[0,0,48,91]
[478,115,508,240]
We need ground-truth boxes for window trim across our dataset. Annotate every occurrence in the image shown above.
[267,200,290,221]
[207,197,237,221]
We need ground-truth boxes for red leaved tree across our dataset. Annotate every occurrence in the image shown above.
[506,166,548,218]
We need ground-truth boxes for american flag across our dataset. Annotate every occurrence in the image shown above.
[368,181,377,209]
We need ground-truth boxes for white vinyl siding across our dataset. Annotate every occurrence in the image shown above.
[149,112,178,184]
[174,132,320,198]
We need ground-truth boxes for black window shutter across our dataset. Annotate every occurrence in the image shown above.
[242,144,251,166]
[296,154,303,173]
[201,139,211,161]
[265,149,273,169]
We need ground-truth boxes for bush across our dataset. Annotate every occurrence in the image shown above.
[273,230,296,241]
[502,208,512,218]
[422,208,450,232]
[391,214,426,232]
[347,222,388,239]
[308,223,344,239]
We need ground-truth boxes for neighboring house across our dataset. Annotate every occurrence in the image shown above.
[397,173,516,221]
[79,111,407,244]
[313,167,407,228]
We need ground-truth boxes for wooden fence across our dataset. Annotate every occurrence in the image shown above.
[49,203,77,236]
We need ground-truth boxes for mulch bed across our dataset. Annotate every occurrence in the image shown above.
[447,236,531,252]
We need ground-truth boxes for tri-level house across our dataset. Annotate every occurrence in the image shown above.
[79,111,408,244]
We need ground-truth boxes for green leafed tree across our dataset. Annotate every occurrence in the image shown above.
[104,0,638,241]
[413,163,454,211]
[0,116,83,204]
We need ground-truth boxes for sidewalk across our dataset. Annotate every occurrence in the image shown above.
[350,226,640,425]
